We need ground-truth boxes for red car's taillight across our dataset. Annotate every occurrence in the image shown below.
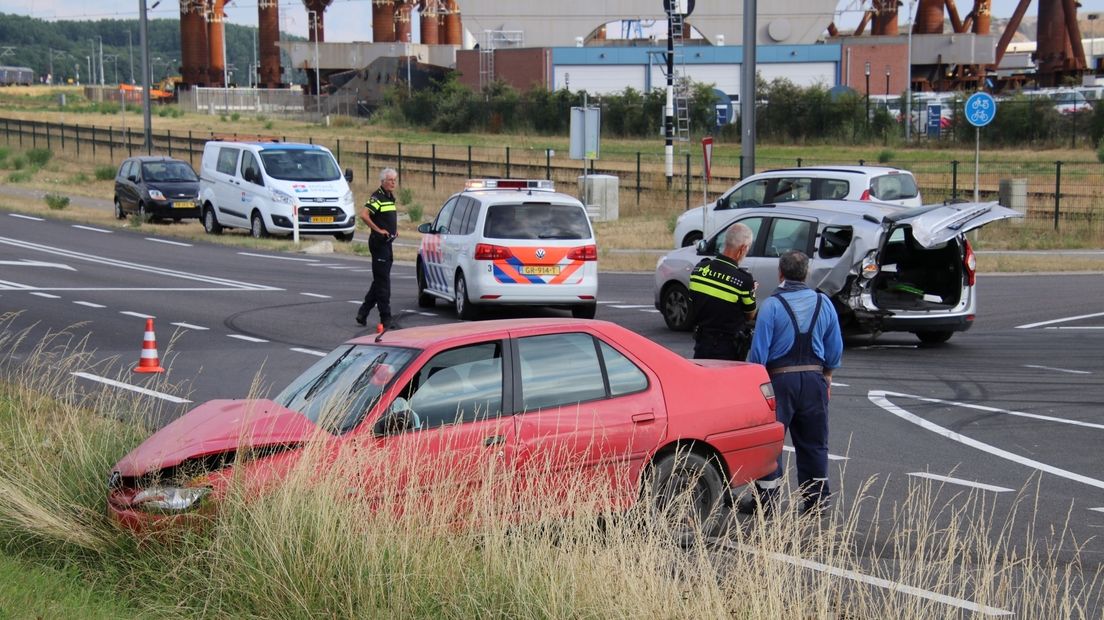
[760,382,776,412]
[859,189,872,201]
[567,244,597,261]
[963,238,977,286]
[474,243,513,260]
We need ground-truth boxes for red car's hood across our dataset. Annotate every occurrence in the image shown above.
[113,399,316,476]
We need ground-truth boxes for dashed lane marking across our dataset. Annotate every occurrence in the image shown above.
[72,372,191,404]
[869,390,1104,491]
[73,301,106,308]
[783,445,848,461]
[1016,311,1104,329]
[300,292,332,299]
[1023,364,1091,375]
[237,252,318,262]
[228,334,268,343]
[1090,507,1104,514]
[29,292,60,299]
[610,304,655,309]
[171,322,208,331]
[145,237,193,247]
[119,311,154,319]
[8,213,43,221]
[72,225,112,233]
[907,472,1014,493]
[290,347,327,357]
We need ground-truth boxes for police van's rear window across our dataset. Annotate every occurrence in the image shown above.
[484,203,591,240]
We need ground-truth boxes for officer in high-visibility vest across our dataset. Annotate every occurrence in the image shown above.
[688,223,757,360]
[356,168,400,329]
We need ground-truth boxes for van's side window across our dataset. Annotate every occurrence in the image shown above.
[216,148,240,176]
[241,151,262,186]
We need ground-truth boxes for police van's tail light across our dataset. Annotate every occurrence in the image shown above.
[567,244,598,261]
[963,238,977,286]
[759,382,776,412]
[474,243,513,260]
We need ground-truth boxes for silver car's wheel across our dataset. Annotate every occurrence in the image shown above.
[661,283,694,331]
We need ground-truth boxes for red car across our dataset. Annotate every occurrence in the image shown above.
[107,319,783,532]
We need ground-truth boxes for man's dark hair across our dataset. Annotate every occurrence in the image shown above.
[779,250,810,281]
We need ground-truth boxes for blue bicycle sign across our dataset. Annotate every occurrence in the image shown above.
[965,92,997,127]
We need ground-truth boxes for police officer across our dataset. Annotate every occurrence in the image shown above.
[356,168,400,329]
[688,223,757,360]
[742,250,843,517]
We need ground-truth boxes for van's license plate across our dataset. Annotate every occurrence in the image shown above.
[521,266,560,276]
[310,216,334,223]
[172,201,193,209]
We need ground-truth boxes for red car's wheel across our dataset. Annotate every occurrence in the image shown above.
[647,450,726,544]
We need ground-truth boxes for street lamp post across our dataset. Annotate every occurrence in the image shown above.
[885,65,891,104]
[139,0,153,154]
[865,61,871,131]
[905,0,915,142]
[98,36,105,87]
[308,10,321,98]
[1090,14,1099,69]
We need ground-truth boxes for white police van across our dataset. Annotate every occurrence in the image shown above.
[198,141,357,241]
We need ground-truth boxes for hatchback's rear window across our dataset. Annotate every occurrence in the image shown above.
[484,203,591,240]
[870,173,919,200]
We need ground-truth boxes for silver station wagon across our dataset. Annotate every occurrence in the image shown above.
[654,200,1021,344]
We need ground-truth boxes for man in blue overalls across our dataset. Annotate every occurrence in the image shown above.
[741,250,843,517]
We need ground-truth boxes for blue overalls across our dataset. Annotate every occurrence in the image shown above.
[755,293,831,512]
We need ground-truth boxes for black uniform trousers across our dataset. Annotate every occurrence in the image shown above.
[357,234,393,323]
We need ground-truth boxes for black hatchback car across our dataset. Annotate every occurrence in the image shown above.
[113,156,201,222]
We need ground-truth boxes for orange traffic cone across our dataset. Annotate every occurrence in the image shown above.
[133,317,165,374]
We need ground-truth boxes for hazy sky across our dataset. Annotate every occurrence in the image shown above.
[2,0,1101,44]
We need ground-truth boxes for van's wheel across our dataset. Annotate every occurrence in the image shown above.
[646,451,726,544]
[203,206,223,235]
[334,231,355,242]
[660,283,694,331]
[113,198,126,220]
[572,303,597,319]
[915,330,953,345]
[681,232,703,248]
[416,260,436,308]
[454,273,478,320]
[250,212,269,239]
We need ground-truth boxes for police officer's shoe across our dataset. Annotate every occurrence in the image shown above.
[355,315,367,327]
[736,494,777,518]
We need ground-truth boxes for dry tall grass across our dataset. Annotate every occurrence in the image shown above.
[0,314,1100,617]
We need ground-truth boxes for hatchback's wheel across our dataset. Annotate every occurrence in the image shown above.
[915,330,953,345]
[203,206,223,235]
[113,198,125,220]
[250,212,269,239]
[416,260,436,308]
[647,451,726,544]
[571,303,597,319]
[334,231,355,242]
[681,231,703,248]
[138,203,152,223]
[661,283,694,331]
[454,273,478,320]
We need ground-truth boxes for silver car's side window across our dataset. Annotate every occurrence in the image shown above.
[764,218,815,257]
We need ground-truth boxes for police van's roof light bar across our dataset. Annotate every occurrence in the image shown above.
[465,179,554,191]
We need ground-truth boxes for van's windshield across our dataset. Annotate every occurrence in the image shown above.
[259,148,342,182]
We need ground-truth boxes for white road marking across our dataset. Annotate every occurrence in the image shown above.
[347,300,361,304]
[120,311,155,319]
[228,334,268,343]
[307,263,344,267]
[0,280,33,289]
[72,372,191,404]
[722,541,1011,617]
[171,322,208,331]
[238,252,318,262]
[782,445,848,461]
[869,391,1104,491]
[1090,507,1104,514]
[351,269,371,273]
[1016,311,1104,329]
[610,304,655,309]
[641,309,660,313]
[877,390,1104,430]
[907,472,1014,493]
[831,382,849,387]
[0,259,74,270]
[854,344,918,350]
[145,237,193,247]
[324,266,358,270]
[1044,326,1104,330]
[300,292,332,299]
[8,213,43,221]
[1023,364,1091,375]
[72,225,112,234]
[73,301,106,308]
[398,309,435,317]
[596,300,624,304]
[30,292,61,299]
[290,347,327,357]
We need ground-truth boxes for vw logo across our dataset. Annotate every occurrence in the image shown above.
[535,248,546,259]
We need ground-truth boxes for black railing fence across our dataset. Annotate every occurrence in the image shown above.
[2,116,1101,231]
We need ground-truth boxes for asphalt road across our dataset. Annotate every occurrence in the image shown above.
[3,207,1103,611]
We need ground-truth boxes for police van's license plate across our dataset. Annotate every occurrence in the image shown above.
[521,266,560,276]
[311,216,334,223]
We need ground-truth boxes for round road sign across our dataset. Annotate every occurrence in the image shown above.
[965,92,997,128]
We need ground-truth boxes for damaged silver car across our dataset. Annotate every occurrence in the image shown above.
[654,200,1022,344]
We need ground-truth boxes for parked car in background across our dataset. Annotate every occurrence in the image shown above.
[107,319,784,535]
[671,166,922,248]
[417,179,599,320]
[113,156,201,222]
[657,200,1022,344]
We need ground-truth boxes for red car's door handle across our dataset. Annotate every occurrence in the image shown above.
[631,412,655,424]
[483,435,506,447]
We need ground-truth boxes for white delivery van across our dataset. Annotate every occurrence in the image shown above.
[198,141,357,241]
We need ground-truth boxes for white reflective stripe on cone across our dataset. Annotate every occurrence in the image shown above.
[141,350,159,358]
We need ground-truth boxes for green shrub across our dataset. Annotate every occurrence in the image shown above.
[10,156,27,170]
[264,120,274,130]
[127,213,143,228]
[406,203,424,223]
[397,187,413,205]
[44,193,70,210]
[256,114,268,122]
[94,165,116,181]
[70,172,90,184]
[8,170,32,183]
[1097,143,1104,164]
[157,107,171,118]
[171,107,184,118]
[26,148,53,167]
[877,149,895,163]
[230,112,241,122]
[0,147,9,160]
[220,114,228,122]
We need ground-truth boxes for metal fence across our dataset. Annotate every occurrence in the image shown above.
[2,115,1101,231]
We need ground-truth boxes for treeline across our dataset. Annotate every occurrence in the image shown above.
[0,12,301,84]
[378,74,1104,149]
